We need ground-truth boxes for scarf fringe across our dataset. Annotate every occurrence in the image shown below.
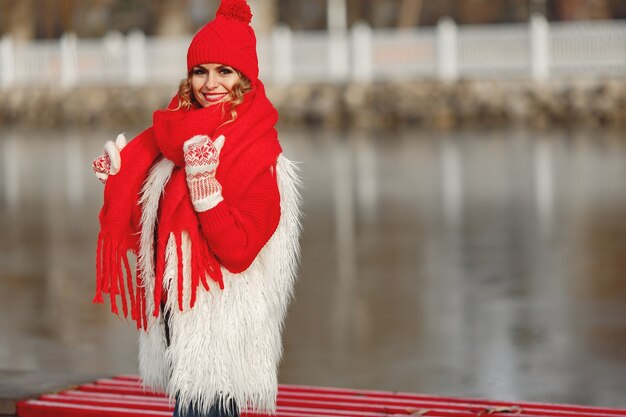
[158,229,224,316]
[175,232,185,312]
[93,232,148,329]
[95,228,225,329]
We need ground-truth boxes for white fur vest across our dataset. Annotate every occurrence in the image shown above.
[136,155,301,414]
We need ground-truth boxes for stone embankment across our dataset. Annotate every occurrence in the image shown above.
[1,78,624,128]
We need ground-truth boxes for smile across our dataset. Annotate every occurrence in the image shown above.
[204,92,228,102]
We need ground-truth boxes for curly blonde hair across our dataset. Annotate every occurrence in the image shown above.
[174,69,252,125]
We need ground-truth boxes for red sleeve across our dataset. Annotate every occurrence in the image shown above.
[197,167,281,273]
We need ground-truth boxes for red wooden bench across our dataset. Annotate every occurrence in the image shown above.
[16,375,626,417]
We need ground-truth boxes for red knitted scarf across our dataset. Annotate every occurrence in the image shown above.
[94,81,281,330]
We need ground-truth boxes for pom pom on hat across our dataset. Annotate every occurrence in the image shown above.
[217,0,252,24]
[187,0,258,82]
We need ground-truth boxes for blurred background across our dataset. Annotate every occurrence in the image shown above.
[1,0,626,410]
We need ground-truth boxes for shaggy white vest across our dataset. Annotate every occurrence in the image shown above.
[136,155,301,414]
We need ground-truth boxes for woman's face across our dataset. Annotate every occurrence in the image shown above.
[190,63,241,108]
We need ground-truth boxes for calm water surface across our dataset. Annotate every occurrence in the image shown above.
[1,126,625,408]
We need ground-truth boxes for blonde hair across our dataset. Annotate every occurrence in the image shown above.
[174,69,252,125]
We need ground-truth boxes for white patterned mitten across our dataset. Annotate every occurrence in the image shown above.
[92,133,127,183]
[183,134,226,212]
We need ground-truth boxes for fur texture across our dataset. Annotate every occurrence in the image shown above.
[138,155,301,415]
[137,157,174,389]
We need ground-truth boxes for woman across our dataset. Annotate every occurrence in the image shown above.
[91,1,301,416]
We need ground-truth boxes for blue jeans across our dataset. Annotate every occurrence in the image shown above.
[173,399,239,417]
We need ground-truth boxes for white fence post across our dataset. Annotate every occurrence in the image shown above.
[437,17,458,81]
[104,31,125,83]
[329,31,349,82]
[60,32,78,88]
[0,35,15,89]
[351,22,373,82]
[2,132,20,211]
[272,25,292,85]
[128,30,147,86]
[530,13,549,80]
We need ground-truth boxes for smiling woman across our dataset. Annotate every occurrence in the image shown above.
[175,63,253,125]
[88,1,302,417]
[191,64,241,106]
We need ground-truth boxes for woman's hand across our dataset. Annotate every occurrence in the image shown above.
[183,134,226,212]
[92,134,127,183]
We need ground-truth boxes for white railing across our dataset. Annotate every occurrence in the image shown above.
[1,15,625,89]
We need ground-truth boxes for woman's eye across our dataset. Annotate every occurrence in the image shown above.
[219,68,233,75]
[192,68,206,76]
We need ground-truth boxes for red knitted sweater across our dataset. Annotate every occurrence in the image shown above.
[198,167,280,273]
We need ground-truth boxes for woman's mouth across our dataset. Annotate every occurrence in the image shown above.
[204,92,228,103]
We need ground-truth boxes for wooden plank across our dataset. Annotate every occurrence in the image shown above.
[16,400,170,417]
[38,394,171,411]
[18,400,368,417]
[69,379,626,417]
[15,376,626,417]
[93,377,626,416]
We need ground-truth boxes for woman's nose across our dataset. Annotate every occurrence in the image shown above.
[205,72,219,89]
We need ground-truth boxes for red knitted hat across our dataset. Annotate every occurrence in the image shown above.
[187,0,258,83]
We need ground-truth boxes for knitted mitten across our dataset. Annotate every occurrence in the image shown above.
[92,133,127,183]
[183,134,226,212]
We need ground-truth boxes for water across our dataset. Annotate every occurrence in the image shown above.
[1,126,625,408]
